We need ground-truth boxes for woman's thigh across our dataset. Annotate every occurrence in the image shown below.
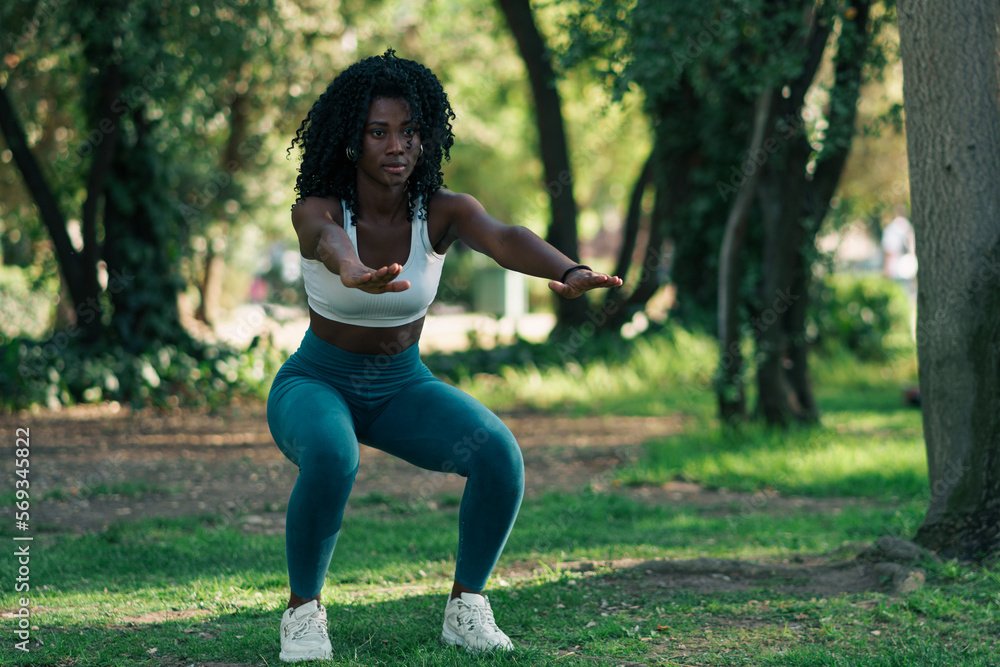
[267,374,360,473]
[362,377,521,476]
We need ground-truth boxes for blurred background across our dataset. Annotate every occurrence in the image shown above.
[1,0,916,419]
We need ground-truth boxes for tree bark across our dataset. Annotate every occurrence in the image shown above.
[495,0,589,328]
[717,88,773,422]
[899,0,1000,560]
[754,1,870,426]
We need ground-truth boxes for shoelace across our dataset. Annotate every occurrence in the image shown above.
[457,601,501,634]
[287,609,328,641]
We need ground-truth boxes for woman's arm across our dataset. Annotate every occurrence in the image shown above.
[442,192,623,298]
[292,197,410,293]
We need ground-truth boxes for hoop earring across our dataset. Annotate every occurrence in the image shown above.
[418,144,424,160]
[346,146,359,162]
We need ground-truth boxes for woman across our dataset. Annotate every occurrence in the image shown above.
[267,49,622,662]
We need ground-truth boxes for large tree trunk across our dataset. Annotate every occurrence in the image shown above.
[898,0,1000,560]
[496,0,589,329]
[103,108,187,349]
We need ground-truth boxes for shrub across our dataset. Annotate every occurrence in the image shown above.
[0,266,55,340]
[1,334,284,411]
[808,273,914,360]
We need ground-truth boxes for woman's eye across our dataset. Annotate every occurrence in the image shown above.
[371,129,384,137]
[404,128,416,137]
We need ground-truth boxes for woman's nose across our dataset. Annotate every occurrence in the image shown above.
[386,133,404,154]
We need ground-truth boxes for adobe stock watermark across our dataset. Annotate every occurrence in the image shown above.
[717,112,808,201]
[12,426,34,653]
[719,286,800,372]
[923,460,971,525]
[670,5,756,71]
[179,135,266,224]
[66,62,168,168]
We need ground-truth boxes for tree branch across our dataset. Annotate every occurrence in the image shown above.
[808,0,872,225]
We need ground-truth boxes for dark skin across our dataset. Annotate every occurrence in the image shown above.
[287,97,623,610]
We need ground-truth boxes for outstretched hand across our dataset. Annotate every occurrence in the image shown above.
[340,262,411,294]
[548,269,624,299]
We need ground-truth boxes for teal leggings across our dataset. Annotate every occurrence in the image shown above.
[266,329,524,599]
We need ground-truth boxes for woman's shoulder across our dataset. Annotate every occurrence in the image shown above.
[292,195,345,227]
[427,188,483,220]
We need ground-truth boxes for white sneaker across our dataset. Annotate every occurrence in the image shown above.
[279,600,333,662]
[441,592,514,652]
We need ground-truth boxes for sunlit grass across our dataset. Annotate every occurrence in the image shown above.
[616,410,927,499]
[457,328,718,417]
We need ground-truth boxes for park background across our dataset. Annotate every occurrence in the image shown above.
[0,1,997,665]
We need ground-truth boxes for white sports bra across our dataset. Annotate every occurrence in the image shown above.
[300,198,446,327]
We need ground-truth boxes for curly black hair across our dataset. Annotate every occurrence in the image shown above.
[288,49,456,223]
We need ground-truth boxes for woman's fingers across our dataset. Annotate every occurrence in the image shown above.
[549,271,624,298]
[347,263,410,293]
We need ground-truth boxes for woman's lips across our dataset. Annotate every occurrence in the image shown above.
[383,164,406,174]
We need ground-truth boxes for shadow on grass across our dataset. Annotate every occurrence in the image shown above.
[7,491,926,599]
[4,553,996,667]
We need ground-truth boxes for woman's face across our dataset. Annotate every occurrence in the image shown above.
[356,96,421,187]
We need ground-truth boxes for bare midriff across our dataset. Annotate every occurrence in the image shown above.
[308,307,424,355]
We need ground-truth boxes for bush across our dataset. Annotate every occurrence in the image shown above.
[808,273,914,360]
[0,266,55,339]
[1,334,285,411]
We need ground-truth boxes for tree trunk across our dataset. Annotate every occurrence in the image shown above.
[611,152,654,285]
[754,1,870,426]
[103,107,187,349]
[599,151,653,331]
[898,0,1000,560]
[717,88,773,422]
[755,118,811,426]
[783,246,818,422]
[195,88,250,326]
[495,0,589,328]
[0,83,103,340]
[195,240,225,325]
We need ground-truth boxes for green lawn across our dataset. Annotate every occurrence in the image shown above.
[2,336,997,666]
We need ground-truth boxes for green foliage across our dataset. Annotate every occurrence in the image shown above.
[1,335,284,411]
[808,273,914,360]
[0,265,56,339]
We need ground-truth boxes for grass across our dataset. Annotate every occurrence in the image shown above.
[2,333,997,665]
[448,327,719,417]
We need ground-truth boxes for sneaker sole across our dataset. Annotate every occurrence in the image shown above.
[279,648,333,662]
[441,624,513,653]
[441,624,465,648]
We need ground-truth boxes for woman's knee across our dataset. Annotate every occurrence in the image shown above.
[468,424,524,485]
[297,434,360,479]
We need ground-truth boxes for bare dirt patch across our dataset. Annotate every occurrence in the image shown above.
[557,556,883,596]
[3,402,687,533]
